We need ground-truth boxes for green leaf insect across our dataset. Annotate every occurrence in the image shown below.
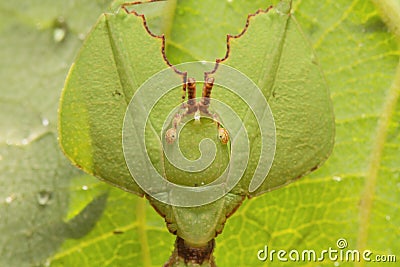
[58,0,334,266]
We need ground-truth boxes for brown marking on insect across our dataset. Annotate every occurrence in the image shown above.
[172,113,182,128]
[165,128,177,144]
[186,78,198,114]
[112,90,122,97]
[205,5,275,77]
[181,76,187,102]
[121,1,188,99]
[218,127,229,144]
[199,77,214,112]
[113,230,124,234]
[163,237,216,267]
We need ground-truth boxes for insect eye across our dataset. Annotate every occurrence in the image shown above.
[165,128,177,144]
[218,128,229,144]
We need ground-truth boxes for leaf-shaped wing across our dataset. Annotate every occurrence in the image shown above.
[59,10,170,195]
[220,4,335,196]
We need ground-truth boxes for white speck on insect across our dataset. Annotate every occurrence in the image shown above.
[78,33,86,40]
[82,185,88,191]
[385,215,391,221]
[201,60,207,65]
[21,139,29,145]
[201,182,205,185]
[194,111,201,121]
[42,118,49,126]
[333,176,342,182]
[5,196,13,204]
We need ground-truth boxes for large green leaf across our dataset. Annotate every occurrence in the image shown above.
[0,1,112,266]
[1,0,399,266]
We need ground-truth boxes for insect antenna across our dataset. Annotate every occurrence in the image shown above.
[199,77,214,113]
[186,78,197,114]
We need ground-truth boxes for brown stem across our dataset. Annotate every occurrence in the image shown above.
[163,237,216,267]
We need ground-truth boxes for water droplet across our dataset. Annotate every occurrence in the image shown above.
[0,103,48,145]
[5,196,13,204]
[54,28,66,42]
[37,190,52,206]
[82,185,88,191]
[385,215,391,221]
[53,17,67,43]
[42,118,49,126]
[333,176,342,182]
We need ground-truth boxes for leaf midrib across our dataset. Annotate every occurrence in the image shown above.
[355,58,400,265]
[354,1,400,264]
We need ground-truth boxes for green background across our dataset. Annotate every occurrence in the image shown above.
[0,0,399,266]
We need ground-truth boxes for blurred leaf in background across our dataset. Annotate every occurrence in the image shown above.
[0,0,399,267]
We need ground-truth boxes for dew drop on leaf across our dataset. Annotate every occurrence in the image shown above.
[37,190,52,206]
[5,196,13,204]
[53,28,66,43]
[42,118,49,126]
[333,176,342,182]
[78,33,86,40]
[53,17,67,43]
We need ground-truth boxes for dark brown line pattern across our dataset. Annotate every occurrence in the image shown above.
[121,2,276,103]
[205,5,274,78]
[121,0,188,98]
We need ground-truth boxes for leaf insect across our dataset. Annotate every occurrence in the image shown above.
[59,0,335,266]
